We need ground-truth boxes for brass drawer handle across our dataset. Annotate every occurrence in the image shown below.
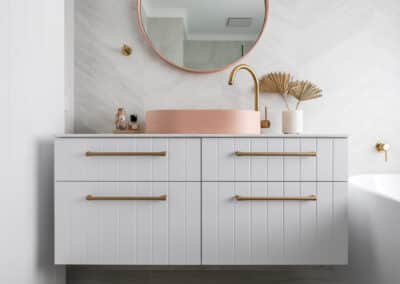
[85,151,167,157]
[86,194,167,201]
[234,151,317,157]
[235,195,317,201]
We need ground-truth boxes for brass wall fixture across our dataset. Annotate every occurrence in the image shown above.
[85,151,167,157]
[121,44,132,56]
[376,142,390,162]
[86,194,167,201]
[235,195,317,201]
[234,151,317,157]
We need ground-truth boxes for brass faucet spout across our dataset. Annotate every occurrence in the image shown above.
[228,64,259,112]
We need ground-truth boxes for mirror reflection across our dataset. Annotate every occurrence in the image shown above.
[139,0,267,72]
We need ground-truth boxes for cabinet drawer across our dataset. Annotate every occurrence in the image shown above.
[55,182,201,265]
[202,182,347,265]
[55,138,201,181]
[202,138,347,181]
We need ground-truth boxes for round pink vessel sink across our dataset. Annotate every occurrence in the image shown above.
[145,109,260,134]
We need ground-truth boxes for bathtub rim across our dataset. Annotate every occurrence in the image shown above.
[350,173,400,203]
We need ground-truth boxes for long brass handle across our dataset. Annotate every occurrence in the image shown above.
[85,151,167,157]
[235,195,317,201]
[234,151,317,157]
[86,194,167,201]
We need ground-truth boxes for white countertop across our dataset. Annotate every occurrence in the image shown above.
[56,133,348,138]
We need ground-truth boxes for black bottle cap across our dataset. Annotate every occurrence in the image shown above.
[130,115,138,122]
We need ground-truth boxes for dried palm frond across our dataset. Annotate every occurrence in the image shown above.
[259,72,293,109]
[288,81,322,109]
[259,72,292,94]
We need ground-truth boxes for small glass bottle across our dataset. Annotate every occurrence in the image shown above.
[115,108,128,130]
[128,114,139,131]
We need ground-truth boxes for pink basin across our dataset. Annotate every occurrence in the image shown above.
[145,109,260,134]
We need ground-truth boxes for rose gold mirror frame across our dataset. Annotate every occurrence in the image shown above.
[137,0,269,74]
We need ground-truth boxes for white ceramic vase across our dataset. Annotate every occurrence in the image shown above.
[282,110,303,134]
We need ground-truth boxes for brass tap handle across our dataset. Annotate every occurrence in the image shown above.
[260,120,270,128]
[376,142,390,162]
[260,106,271,129]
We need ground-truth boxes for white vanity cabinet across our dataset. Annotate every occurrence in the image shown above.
[55,137,201,265]
[55,135,348,265]
[201,137,347,265]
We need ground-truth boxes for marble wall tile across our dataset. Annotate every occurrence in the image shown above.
[73,0,400,174]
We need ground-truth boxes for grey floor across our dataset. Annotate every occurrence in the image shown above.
[68,266,351,284]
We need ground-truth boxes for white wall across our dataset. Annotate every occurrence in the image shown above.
[0,0,66,283]
[65,0,75,133]
[73,0,400,175]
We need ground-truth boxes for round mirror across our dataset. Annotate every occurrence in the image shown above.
[138,0,268,73]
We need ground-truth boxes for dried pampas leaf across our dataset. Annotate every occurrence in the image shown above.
[259,72,292,95]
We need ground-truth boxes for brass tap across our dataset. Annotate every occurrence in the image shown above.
[228,64,270,128]
[228,64,260,112]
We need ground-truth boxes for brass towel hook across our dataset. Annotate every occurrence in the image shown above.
[121,44,132,56]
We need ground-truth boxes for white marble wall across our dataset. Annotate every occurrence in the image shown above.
[74,0,400,175]
[65,0,74,133]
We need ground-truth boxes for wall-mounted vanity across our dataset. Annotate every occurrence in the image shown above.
[54,134,348,265]
[60,0,347,268]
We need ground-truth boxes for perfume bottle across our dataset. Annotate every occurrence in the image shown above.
[115,108,128,130]
[128,114,139,131]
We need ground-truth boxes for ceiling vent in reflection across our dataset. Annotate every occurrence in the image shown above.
[226,17,253,27]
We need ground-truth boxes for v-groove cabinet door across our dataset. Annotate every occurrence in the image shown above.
[55,182,201,265]
[202,182,347,265]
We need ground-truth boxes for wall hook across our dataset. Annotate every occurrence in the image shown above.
[121,44,132,56]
